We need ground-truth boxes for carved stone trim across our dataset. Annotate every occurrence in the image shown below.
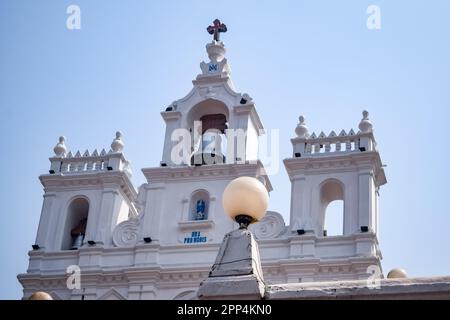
[112,218,140,247]
[250,211,286,240]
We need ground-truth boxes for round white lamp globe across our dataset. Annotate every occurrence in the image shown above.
[222,176,269,226]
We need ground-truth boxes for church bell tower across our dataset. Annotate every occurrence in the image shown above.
[283,111,387,280]
[33,132,137,252]
[122,19,272,248]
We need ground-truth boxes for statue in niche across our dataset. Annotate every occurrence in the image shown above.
[195,199,207,220]
[70,217,87,250]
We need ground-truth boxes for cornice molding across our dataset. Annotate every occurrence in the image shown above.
[284,151,386,186]
[142,161,273,191]
[39,171,137,201]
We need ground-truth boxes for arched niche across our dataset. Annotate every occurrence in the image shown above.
[189,190,210,221]
[61,197,89,250]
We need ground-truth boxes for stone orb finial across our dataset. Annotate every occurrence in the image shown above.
[28,291,53,300]
[295,115,309,138]
[222,177,269,225]
[53,136,67,157]
[206,41,226,62]
[111,131,124,153]
[387,268,408,279]
[358,110,373,133]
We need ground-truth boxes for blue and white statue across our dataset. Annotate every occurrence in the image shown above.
[196,199,206,220]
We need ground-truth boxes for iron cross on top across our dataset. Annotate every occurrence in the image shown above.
[207,19,227,41]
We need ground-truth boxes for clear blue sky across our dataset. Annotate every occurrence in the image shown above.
[1,0,449,299]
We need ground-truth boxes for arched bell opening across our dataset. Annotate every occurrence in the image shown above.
[61,197,89,250]
[187,99,229,166]
[320,179,345,237]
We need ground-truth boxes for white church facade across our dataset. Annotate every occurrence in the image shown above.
[18,21,388,300]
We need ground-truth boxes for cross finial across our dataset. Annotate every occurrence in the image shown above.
[207,19,227,41]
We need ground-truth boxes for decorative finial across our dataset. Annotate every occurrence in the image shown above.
[53,136,67,157]
[358,110,373,133]
[295,116,309,138]
[363,110,369,119]
[111,131,124,153]
[387,268,408,279]
[207,19,227,42]
[28,291,53,300]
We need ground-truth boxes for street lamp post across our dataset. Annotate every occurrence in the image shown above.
[197,177,269,300]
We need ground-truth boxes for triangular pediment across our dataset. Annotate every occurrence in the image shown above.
[97,288,126,300]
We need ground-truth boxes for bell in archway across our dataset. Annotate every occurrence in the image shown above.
[71,233,84,250]
[70,218,87,250]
